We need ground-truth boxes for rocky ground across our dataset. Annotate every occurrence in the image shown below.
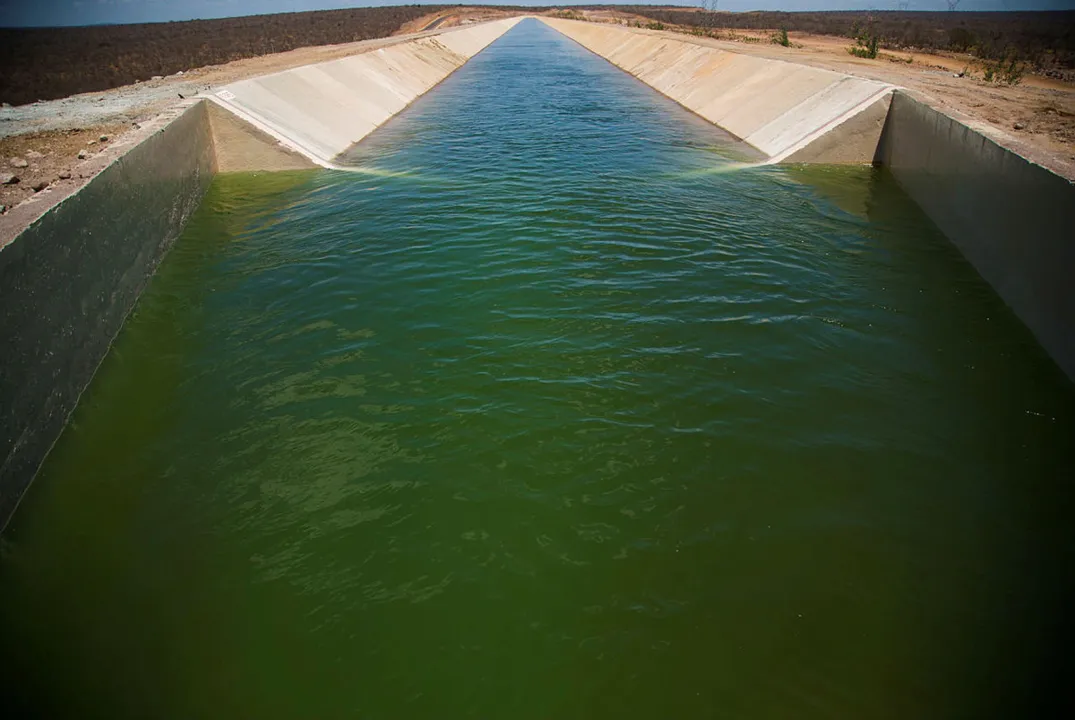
[1,125,130,214]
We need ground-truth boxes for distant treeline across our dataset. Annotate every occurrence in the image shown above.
[615,8,1075,75]
[0,5,448,106]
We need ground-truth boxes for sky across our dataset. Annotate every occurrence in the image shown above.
[1,0,1072,28]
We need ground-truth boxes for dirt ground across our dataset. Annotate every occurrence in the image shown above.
[396,6,518,34]
[0,125,130,213]
[2,8,1073,221]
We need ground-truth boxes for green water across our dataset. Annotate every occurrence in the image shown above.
[4,20,1075,718]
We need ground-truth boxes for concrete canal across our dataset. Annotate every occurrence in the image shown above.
[3,19,1074,719]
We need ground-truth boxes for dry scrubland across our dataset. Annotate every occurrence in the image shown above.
[0,5,449,106]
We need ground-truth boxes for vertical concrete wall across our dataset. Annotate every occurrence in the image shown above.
[0,101,215,527]
[208,17,523,167]
[879,91,1075,381]
[540,17,893,163]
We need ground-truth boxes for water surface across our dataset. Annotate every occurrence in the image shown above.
[4,19,1075,719]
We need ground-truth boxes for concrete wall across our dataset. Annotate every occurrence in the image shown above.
[540,17,893,164]
[0,101,215,528]
[879,91,1075,381]
[207,17,523,168]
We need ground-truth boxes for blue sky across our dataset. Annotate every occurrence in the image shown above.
[1,0,1072,28]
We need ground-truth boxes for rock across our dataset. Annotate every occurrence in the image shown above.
[1,102,10,108]
[151,75,163,81]
[31,180,48,192]
[10,157,29,168]
[1,173,17,185]
[175,70,184,76]
[87,139,97,146]
[1013,121,1026,130]
[99,134,109,142]
[77,149,87,159]
[58,170,72,180]
[25,149,44,160]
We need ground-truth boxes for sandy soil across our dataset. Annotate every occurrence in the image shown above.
[2,9,1073,223]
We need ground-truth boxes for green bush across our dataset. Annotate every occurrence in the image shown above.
[1001,56,1026,85]
[848,30,879,59]
[981,55,1025,85]
[772,28,790,47]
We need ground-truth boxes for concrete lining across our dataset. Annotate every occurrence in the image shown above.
[0,100,215,527]
[878,91,1075,381]
[206,17,523,169]
[540,17,894,164]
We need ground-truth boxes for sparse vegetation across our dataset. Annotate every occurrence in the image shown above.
[1005,58,1027,85]
[983,55,1026,85]
[848,27,880,59]
[552,9,584,21]
[772,28,790,48]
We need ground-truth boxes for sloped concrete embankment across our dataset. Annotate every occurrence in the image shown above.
[206,17,524,169]
[540,17,894,164]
